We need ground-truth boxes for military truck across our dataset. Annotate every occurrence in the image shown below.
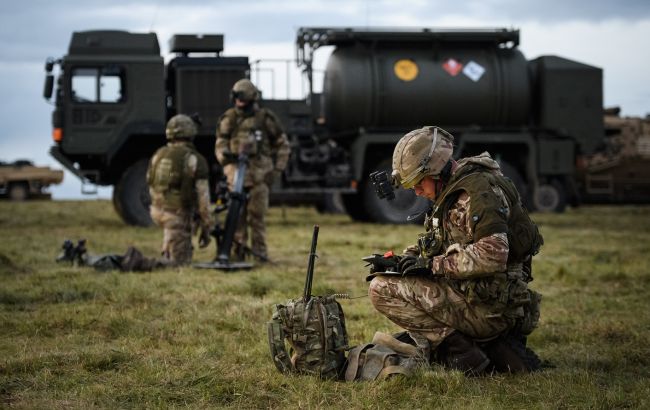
[0,160,64,200]
[44,27,604,226]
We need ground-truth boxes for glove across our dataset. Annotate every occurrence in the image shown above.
[397,255,432,276]
[264,169,282,186]
[221,151,238,165]
[198,225,212,248]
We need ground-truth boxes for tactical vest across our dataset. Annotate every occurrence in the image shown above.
[147,143,207,210]
[222,108,272,157]
[432,165,543,264]
[268,295,349,379]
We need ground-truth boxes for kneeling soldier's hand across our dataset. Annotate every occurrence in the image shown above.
[397,255,432,276]
[199,225,212,248]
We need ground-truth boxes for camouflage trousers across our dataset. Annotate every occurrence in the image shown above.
[224,159,272,260]
[150,206,193,265]
[235,183,269,259]
[368,275,514,348]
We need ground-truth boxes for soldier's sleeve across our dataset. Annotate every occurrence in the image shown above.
[433,187,509,278]
[146,149,160,186]
[264,110,291,171]
[215,110,234,164]
[195,179,212,228]
[189,153,212,227]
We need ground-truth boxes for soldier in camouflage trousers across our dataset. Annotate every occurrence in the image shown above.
[215,79,290,261]
[368,126,543,375]
[147,114,213,265]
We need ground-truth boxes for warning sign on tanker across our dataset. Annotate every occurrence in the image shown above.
[463,61,486,82]
[394,59,419,81]
[442,58,463,76]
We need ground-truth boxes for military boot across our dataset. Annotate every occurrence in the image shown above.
[481,333,542,373]
[434,332,490,376]
[56,239,75,263]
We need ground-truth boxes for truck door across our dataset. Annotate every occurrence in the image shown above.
[63,65,127,155]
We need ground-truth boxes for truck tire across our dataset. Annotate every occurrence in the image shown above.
[114,159,153,227]
[316,193,345,214]
[342,192,371,221]
[533,180,567,213]
[498,161,532,210]
[363,159,429,224]
[8,182,29,201]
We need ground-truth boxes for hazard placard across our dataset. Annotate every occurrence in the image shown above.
[463,61,486,82]
[442,58,463,76]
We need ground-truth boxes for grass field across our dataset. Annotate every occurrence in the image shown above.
[1,200,650,409]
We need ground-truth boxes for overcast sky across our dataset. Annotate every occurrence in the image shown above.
[1,0,649,199]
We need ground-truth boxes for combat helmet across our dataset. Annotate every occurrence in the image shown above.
[231,79,260,103]
[166,114,197,141]
[392,126,454,189]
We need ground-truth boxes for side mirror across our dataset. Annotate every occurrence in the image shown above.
[43,74,54,100]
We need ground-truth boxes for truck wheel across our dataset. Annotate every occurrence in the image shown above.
[8,183,29,201]
[114,159,153,226]
[342,192,371,221]
[316,192,345,214]
[533,180,567,213]
[498,161,532,210]
[112,183,126,221]
[363,160,429,224]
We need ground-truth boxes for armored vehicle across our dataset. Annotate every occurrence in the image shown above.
[0,160,64,200]
[577,107,650,203]
[44,27,604,225]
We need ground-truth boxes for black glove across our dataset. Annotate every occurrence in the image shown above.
[198,225,212,248]
[221,151,238,165]
[397,255,432,276]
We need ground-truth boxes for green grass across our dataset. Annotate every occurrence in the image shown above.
[1,201,650,408]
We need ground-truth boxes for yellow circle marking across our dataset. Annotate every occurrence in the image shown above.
[394,59,419,82]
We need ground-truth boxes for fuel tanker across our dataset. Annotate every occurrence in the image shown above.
[44,27,609,225]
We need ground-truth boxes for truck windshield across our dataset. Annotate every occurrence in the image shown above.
[71,67,124,103]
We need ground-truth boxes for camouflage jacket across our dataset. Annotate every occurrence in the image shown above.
[410,153,542,308]
[215,105,290,171]
[146,141,211,227]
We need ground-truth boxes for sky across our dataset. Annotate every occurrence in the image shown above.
[1,0,649,200]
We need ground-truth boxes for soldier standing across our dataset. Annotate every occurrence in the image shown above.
[368,126,544,375]
[147,114,213,265]
[215,79,290,261]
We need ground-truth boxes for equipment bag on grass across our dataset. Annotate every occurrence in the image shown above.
[344,331,430,381]
[268,294,349,379]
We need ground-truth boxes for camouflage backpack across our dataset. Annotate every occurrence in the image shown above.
[268,295,349,379]
[267,225,349,379]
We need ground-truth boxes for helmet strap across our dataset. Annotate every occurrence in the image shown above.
[439,160,453,184]
[419,127,438,173]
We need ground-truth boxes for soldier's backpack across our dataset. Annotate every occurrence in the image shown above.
[267,225,349,379]
[268,295,349,379]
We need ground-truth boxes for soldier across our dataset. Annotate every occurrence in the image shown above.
[368,126,543,375]
[215,79,290,261]
[147,114,213,265]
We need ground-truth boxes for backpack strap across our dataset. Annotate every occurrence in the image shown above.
[267,313,293,374]
[344,343,374,381]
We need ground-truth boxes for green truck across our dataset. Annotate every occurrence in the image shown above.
[44,27,605,225]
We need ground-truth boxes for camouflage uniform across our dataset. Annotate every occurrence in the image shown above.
[215,80,290,260]
[370,151,542,349]
[148,115,212,265]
